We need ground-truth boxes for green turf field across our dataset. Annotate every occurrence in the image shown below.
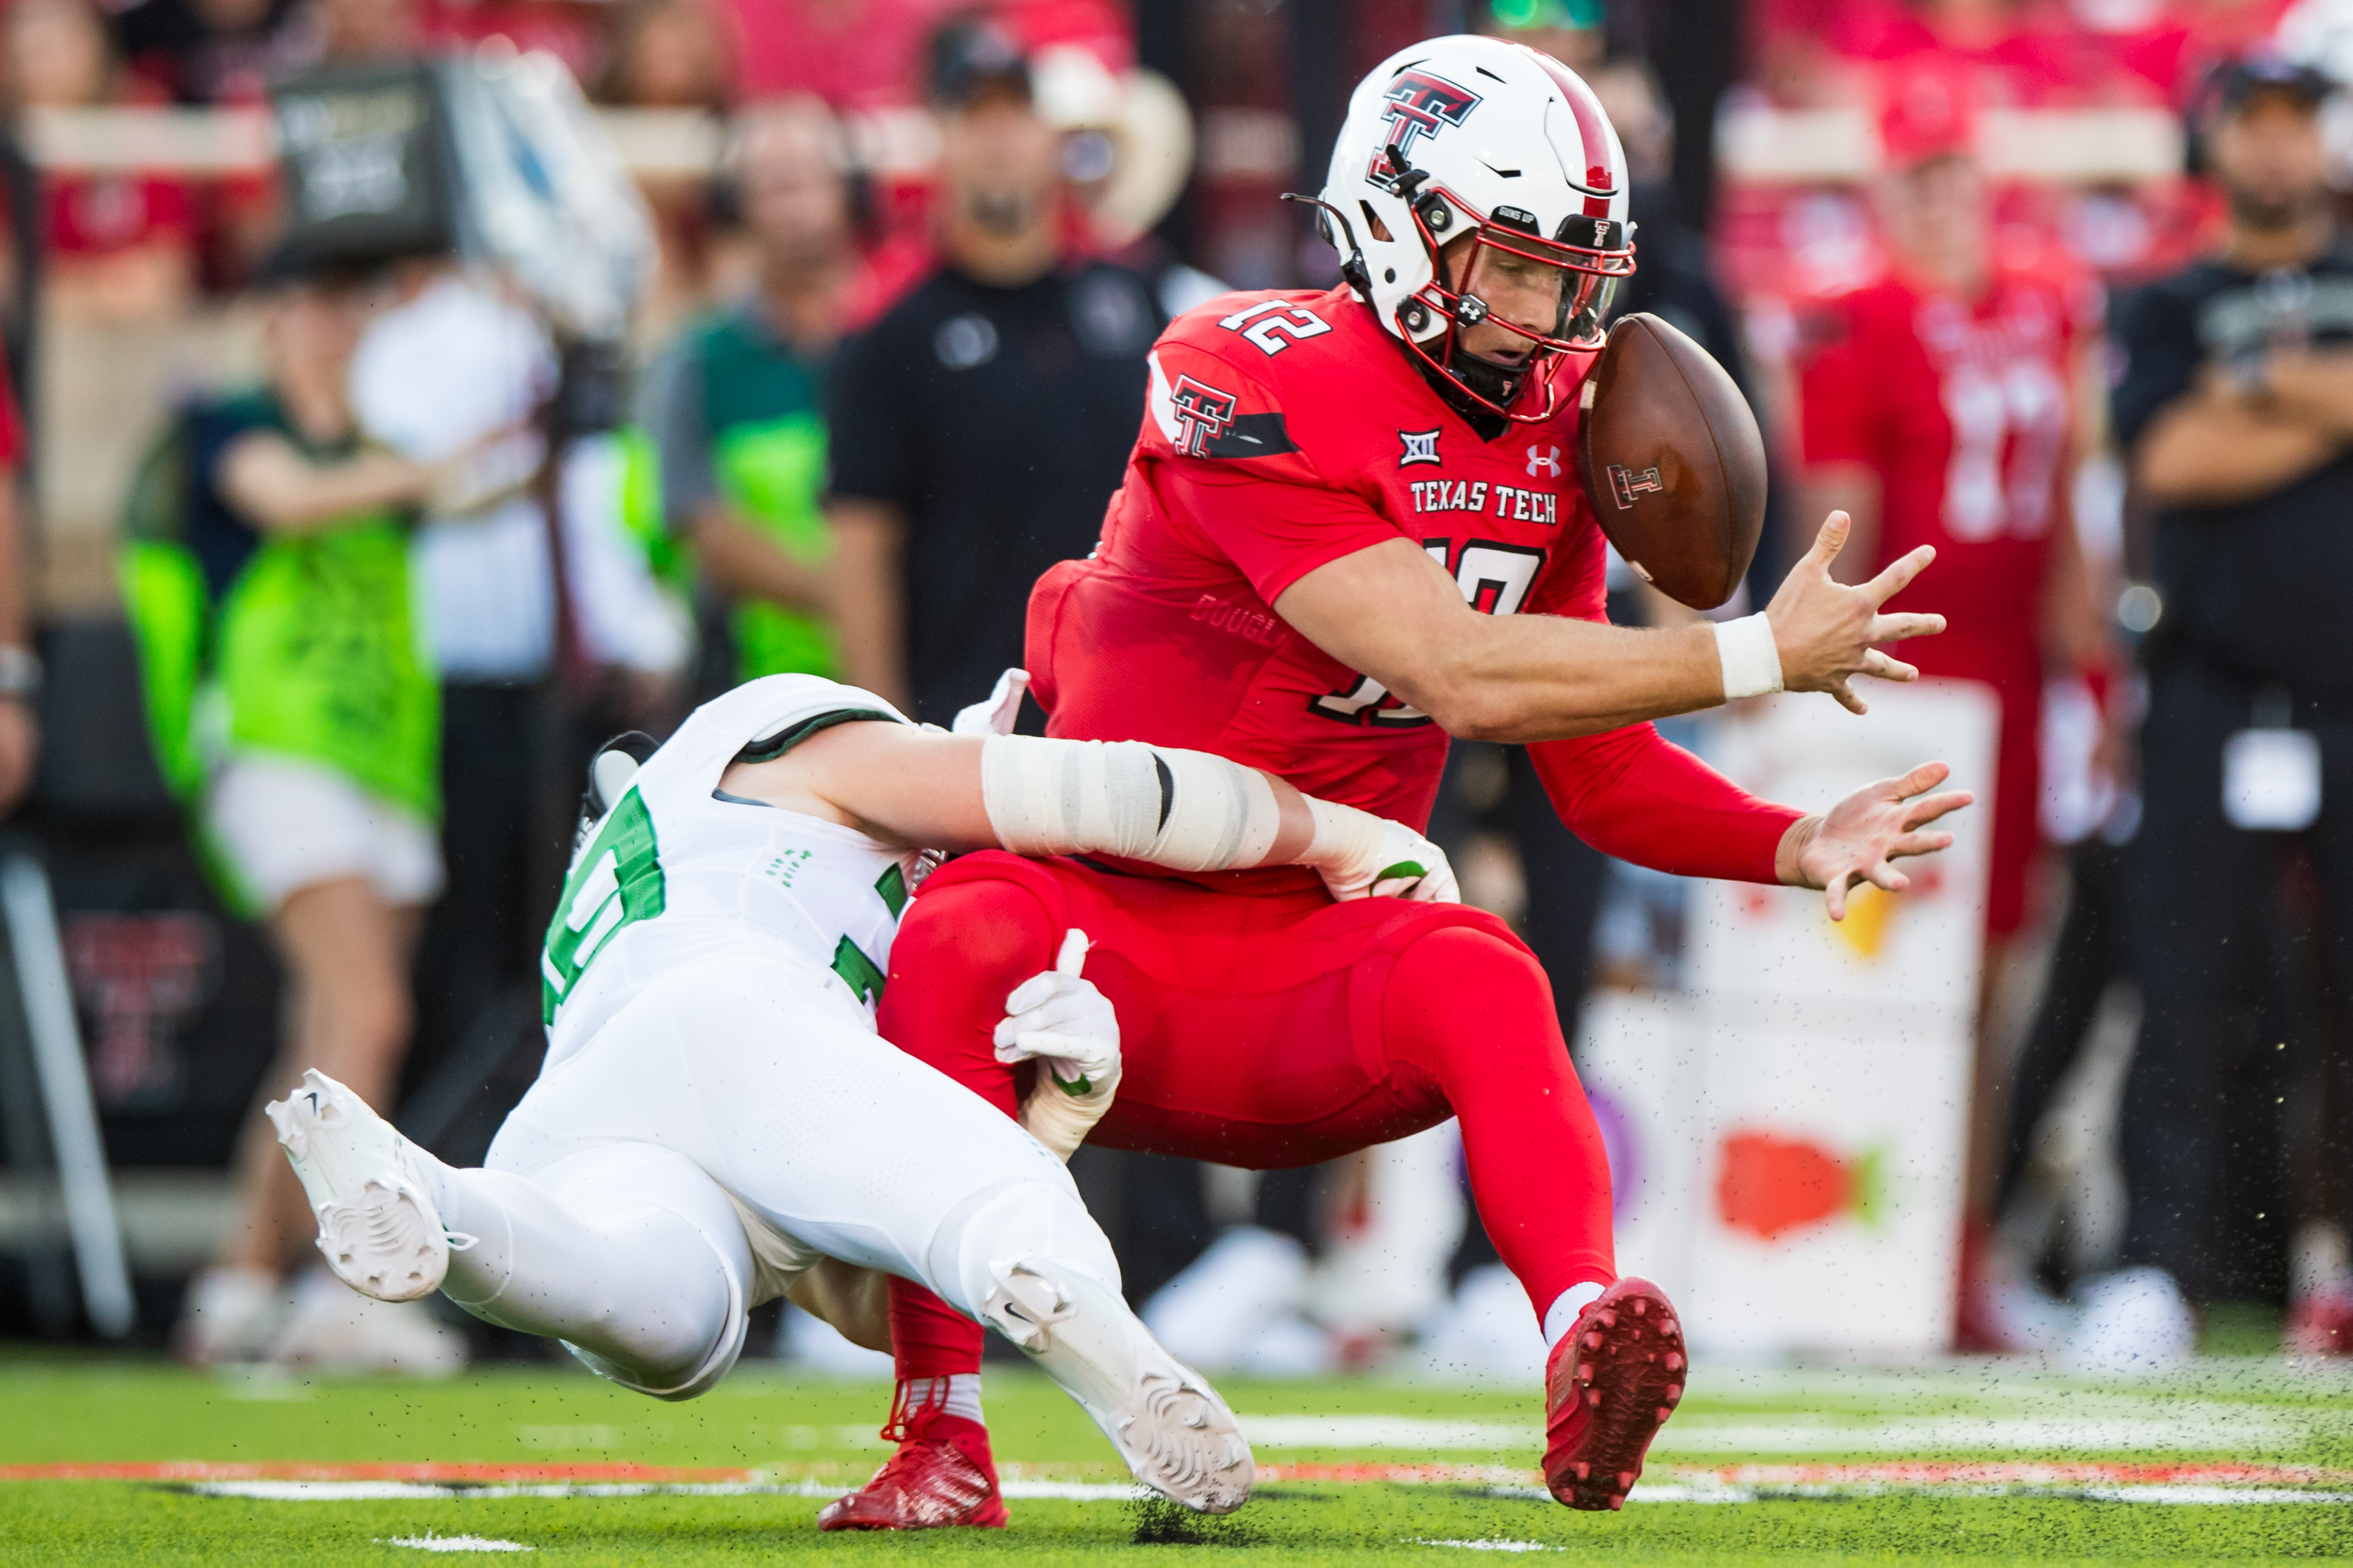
[2,1350,2349,1565]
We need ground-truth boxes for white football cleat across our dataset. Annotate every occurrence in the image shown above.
[266,1068,456,1304]
[983,1262,1254,1514]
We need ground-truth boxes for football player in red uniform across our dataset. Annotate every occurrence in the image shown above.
[1801,78,2106,947]
[821,35,1971,1530]
[1797,82,2110,1346]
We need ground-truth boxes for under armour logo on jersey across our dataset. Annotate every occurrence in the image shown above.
[1169,374,1239,457]
[1377,69,1481,164]
[1398,428,1442,468]
[1608,463,1665,508]
[1525,445,1563,478]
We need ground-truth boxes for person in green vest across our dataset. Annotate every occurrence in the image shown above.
[637,95,862,687]
[143,249,504,1369]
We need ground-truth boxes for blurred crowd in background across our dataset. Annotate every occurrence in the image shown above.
[0,0,2347,1378]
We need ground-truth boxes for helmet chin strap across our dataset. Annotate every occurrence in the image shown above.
[1443,289,1530,406]
[1451,345,1529,411]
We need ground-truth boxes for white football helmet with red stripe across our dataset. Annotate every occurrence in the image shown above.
[1312,35,1634,421]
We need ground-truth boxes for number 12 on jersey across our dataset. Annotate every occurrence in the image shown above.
[1219,298,1332,355]
[1309,539,1544,726]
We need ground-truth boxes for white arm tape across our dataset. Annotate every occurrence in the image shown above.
[1302,795,1382,879]
[1714,612,1784,701]
[980,735,1283,872]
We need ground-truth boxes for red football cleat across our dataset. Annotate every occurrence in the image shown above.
[817,1385,1008,1531]
[1541,1277,1686,1511]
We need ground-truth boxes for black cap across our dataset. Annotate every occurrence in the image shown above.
[928,16,1030,109]
[252,236,361,291]
[2209,53,2334,118]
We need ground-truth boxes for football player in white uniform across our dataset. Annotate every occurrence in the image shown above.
[264,672,1455,1522]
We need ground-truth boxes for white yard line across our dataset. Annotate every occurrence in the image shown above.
[1416,1542,1556,1552]
[1241,1404,2324,1455]
[1651,1409,2309,1454]
[380,1537,533,1554]
[1245,1416,1536,1450]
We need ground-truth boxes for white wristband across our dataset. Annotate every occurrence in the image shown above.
[1714,613,1784,701]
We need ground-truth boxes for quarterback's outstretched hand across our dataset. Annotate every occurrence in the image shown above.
[1766,512,1948,714]
[997,930,1120,1160]
[1775,761,1974,920]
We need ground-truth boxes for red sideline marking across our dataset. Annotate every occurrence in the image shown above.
[0,1462,758,1484]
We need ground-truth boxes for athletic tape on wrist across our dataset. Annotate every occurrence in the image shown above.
[1300,795,1384,884]
[1021,1069,1118,1161]
[1714,612,1784,701]
[980,735,1282,871]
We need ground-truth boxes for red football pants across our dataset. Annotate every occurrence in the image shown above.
[874,852,1617,1381]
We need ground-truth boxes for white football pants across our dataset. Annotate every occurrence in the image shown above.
[427,947,1121,1399]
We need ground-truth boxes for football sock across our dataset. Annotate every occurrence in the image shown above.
[888,1271,987,1380]
[896,1374,985,1427]
[1542,1281,1608,1349]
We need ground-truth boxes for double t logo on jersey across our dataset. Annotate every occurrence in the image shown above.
[1169,374,1239,457]
[1376,69,1481,167]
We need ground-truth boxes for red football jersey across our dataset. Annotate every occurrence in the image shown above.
[1799,263,2093,934]
[1028,285,1799,888]
[1800,264,2091,678]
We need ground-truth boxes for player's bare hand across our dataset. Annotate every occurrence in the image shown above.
[1775,761,1973,921]
[1765,512,1947,715]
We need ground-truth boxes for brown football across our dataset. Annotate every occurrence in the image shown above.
[1576,312,1767,611]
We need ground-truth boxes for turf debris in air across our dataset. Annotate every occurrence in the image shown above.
[0,1351,2348,1563]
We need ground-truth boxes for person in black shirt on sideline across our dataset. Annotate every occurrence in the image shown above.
[824,18,1161,725]
[2107,55,2353,1357]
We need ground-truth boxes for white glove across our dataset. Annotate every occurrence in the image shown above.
[998,930,1120,1160]
[1301,797,1460,903]
[953,668,1031,737]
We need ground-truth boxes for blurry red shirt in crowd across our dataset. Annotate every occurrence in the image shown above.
[46,170,194,258]
[1754,0,2297,106]
[1799,253,2097,933]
